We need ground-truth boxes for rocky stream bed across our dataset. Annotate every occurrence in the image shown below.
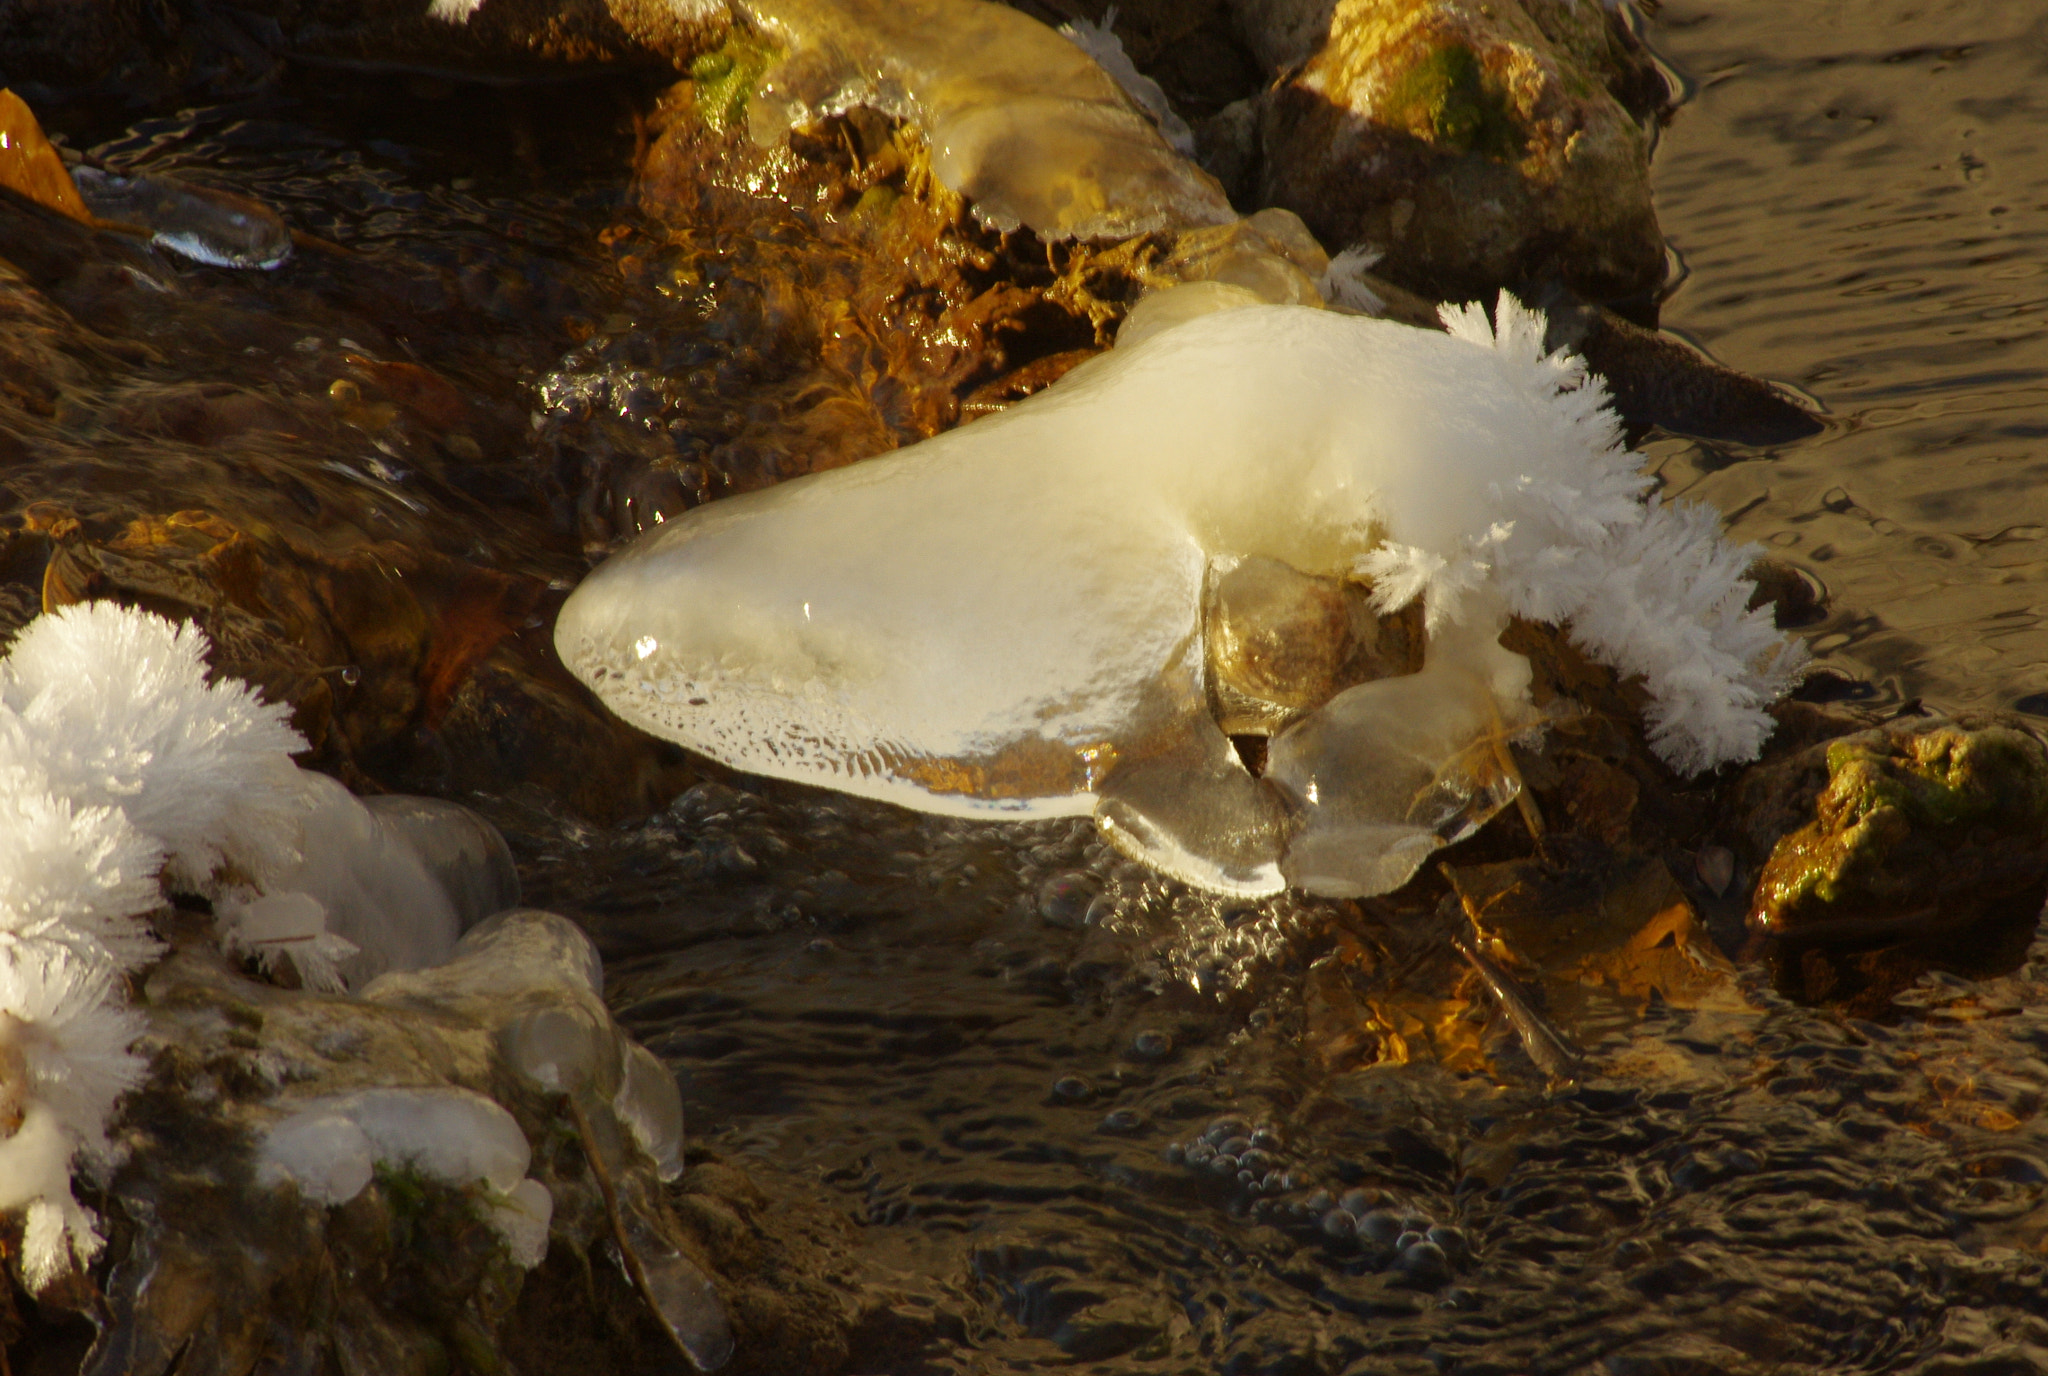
[2,1,2047,1373]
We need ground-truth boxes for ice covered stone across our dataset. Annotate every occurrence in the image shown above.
[361,908,604,1006]
[273,1087,531,1194]
[737,0,1235,239]
[558,298,1799,897]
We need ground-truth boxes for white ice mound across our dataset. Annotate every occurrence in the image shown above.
[738,0,1234,239]
[557,295,1802,897]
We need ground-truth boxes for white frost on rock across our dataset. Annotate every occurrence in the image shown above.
[1058,7,1197,157]
[0,601,525,1291]
[1318,245,1386,315]
[1,602,309,892]
[558,295,1802,896]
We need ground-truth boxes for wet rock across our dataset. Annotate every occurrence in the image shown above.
[39,910,853,1374]
[1744,715,2048,944]
[1535,287,1824,447]
[735,0,1236,241]
[1254,0,1666,303]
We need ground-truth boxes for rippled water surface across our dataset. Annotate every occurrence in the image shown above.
[48,2,2048,1370]
[532,5,2048,1370]
[1649,0,2048,716]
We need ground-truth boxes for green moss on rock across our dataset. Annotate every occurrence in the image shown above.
[1750,719,2048,937]
[1385,42,1524,160]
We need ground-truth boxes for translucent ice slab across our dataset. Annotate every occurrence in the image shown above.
[736,0,1235,239]
[558,298,1798,897]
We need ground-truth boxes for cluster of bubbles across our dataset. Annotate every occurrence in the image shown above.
[1165,1117,1468,1290]
[1030,856,1319,996]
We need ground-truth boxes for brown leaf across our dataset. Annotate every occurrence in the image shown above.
[0,90,89,224]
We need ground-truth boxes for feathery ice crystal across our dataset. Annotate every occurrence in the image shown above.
[0,603,344,1290]
[557,293,1804,897]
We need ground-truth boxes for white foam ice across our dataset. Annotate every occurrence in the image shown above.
[558,296,1802,898]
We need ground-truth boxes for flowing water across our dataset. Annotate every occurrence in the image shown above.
[34,1,2048,1371]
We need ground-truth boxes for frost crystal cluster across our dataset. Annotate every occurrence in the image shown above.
[559,295,1803,897]
[0,602,514,1291]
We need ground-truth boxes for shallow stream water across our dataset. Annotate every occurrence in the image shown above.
[36,1,2048,1371]
[541,4,2048,1369]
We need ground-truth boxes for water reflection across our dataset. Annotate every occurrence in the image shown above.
[1649,0,2048,718]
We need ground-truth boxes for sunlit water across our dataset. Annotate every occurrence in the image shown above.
[46,2,2048,1370]
[1648,0,2048,718]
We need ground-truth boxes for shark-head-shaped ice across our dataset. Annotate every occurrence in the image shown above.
[555,295,1802,898]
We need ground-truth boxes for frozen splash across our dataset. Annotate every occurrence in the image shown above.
[557,297,1802,898]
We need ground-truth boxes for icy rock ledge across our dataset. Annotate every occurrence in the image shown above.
[557,295,1804,899]
[0,603,740,1371]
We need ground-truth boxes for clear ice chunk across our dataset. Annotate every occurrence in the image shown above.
[260,1088,529,1196]
[270,773,467,987]
[359,795,520,931]
[487,1177,554,1268]
[1265,618,1536,897]
[255,1111,374,1206]
[737,0,1234,239]
[498,1003,617,1097]
[618,1198,735,1371]
[616,1038,687,1182]
[73,166,293,270]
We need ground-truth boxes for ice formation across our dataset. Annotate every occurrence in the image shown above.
[737,0,1235,239]
[558,295,1803,897]
[1057,8,1196,157]
[0,602,524,1290]
[73,167,294,271]
[257,1087,554,1265]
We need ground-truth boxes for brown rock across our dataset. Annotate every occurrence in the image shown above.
[1256,0,1665,302]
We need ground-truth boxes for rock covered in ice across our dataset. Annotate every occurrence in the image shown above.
[1058,6,1196,157]
[361,908,604,1006]
[263,1087,531,1194]
[224,772,520,990]
[558,296,1802,897]
[257,1086,551,1263]
[737,0,1235,239]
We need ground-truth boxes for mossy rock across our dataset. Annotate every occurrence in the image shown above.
[1747,715,2048,943]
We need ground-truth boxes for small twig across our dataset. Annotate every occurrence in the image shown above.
[565,1094,694,1363]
